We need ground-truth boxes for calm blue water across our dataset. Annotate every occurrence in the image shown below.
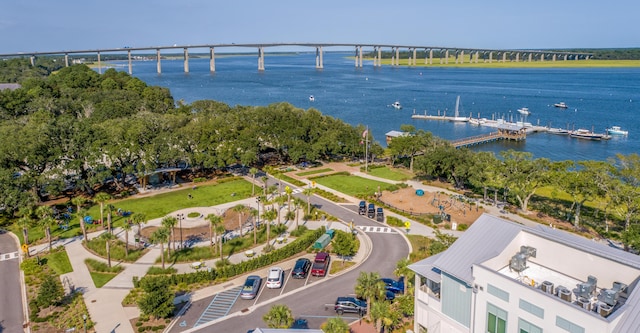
[109,53,640,162]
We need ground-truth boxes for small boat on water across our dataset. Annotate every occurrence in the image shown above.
[554,102,568,109]
[607,126,628,136]
[570,128,609,140]
[391,101,402,109]
[547,127,570,135]
[517,107,531,115]
[309,95,315,102]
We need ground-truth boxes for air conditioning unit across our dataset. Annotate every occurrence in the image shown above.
[541,281,554,294]
[577,297,591,311]
[509,253,527,272]
[558,287,572,302]
[599,303,613,317]
[574,275,597,299]
[599,288,620,306]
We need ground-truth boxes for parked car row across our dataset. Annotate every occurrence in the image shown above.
[358,200,384,222]
[239,253,331,301]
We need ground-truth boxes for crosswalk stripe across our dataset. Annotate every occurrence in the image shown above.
[357,226,396,234]
[0,251,19,262]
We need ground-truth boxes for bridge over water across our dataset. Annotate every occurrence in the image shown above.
[0,43,591,75]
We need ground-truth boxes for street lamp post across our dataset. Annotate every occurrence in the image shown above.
[82,314,87,333]
[177,213,184,249]
[256,197,261,227]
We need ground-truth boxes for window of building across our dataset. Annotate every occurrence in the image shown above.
[556,316,585,333]
[518,318,542,333]
[519,299,544,319]
[487,303,507,333]
[488,284,510,302]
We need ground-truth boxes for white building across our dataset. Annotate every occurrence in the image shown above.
[409,214,640,333]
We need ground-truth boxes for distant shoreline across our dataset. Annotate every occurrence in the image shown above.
[369,58,640,68]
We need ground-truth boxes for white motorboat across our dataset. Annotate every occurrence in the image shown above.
[607,126,628,136]
[554,102,568,109]
[570,128,609,140]
[517,107,530,115]
[391,101,402,109]
[309,95,315,102]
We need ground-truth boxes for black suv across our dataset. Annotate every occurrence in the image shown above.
[334,297,367,315]
[367,203,375,218]
[358,201,366,215]
[376,207,384,222]
[291,258,311,279]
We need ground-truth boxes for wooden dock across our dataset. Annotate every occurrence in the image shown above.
[451,129,526,148]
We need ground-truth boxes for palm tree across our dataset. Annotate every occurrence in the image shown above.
[151,227,170,269]
[101,232,116,268]
[41,216,56,253]
[206,213,223,253]
[394,258,414,295]
[262,209,277,251]
[262,304,294,329]
[71,196,88,242]
[93,192,111,231]
[233,204,247,237]
[285,211,296,225]
[249,208,259,245]
[370,301,394,333]
[261,176,269,196]
[354,271,386,318]
[274,195,286,225]
[215,224,226,261]
[303,187,314,214]
[161,216,178,256]
[322,317,350,333]
[285,185,293,216]
[249,167,259,196]
[132,212,147,246]
[293,197,305,230]
[122,221,132,257]
[35,205,55,253]
[105,204,115,234]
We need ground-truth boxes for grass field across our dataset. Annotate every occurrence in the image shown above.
[313,174,399,198]
[44,249,73,275]
[296,168,333,176]
[367,166,413,181]
[89,271,118,288]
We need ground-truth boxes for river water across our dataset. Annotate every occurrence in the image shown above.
[109,52,640,162]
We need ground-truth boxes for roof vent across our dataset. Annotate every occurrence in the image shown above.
[509,246,537,272]
[573,275,597,299]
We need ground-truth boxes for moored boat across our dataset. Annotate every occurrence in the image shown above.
[391,101,402,109]
[570,128,609,140]
[309,95,315,102]
[554,102,568,109]
[606,126,628,136]
[517,107,530,115]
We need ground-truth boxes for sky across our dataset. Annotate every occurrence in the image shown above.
[1,0,639,54]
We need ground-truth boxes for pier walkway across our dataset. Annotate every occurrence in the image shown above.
[451,129,526,148]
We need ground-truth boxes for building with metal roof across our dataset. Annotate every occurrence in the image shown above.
[409,213,640,333]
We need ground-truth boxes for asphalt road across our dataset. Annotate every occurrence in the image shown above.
[179,189,410,332]
[0,231,25,333]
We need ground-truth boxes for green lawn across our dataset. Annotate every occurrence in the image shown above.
[44,249,73,275]
[12,178,253,245]
[89,271,118,288]
[367,166,413,181]
[296,168,333,176]
[313,174,399,198]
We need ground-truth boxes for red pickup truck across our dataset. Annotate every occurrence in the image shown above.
[310,252,330,277]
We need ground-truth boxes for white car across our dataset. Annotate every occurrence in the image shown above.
[266,267,284,289]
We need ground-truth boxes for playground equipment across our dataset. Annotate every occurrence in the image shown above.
[415,189,425,196]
